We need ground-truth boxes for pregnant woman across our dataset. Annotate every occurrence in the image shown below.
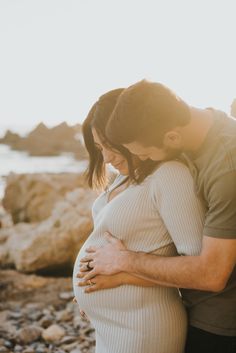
[73,89,205,353]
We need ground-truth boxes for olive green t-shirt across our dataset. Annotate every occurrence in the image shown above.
[181,109,236,336]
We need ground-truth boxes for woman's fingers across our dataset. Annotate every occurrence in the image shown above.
[78,277,96,287]
[76,272,86,278]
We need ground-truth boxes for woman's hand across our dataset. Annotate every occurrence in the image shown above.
[72,297,89,321]
[77,273,124,293]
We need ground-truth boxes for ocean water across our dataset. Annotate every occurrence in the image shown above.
[0,144,88,199]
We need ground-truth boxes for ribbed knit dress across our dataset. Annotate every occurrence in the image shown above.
[73,161,205,353]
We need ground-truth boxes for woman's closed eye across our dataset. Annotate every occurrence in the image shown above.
[95,143,103,152]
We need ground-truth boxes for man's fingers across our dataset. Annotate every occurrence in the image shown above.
[104,232,124,247]
[104,232,118,243]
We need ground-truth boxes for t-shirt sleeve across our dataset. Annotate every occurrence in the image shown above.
[203,171,236,238]
[150,161,205,255]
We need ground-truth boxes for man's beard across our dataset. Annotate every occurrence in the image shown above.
[163,147,183,161]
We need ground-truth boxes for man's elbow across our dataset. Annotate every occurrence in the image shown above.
[205,272,229,292]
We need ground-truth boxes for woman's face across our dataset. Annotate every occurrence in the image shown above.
[92,128,130,175]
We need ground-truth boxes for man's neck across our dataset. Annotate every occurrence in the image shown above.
[180,107,214,152]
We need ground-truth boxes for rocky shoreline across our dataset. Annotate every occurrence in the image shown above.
[0,171,98,353]
[0,173,96,272]
[0,122,87,160]
[0,270,95,353]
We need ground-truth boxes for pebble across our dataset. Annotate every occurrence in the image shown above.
[3,341,13,349]
[70,349,82,353]
[0,347,9,353]
[56,310,73,322]
[9,312,22,320]
[0,272,95,353]
[58,292,74,301]
[38,316,54,329]
[14,345,23,352]
[42,325,65,343]
[16,326,43,344]
[22,348,35,353]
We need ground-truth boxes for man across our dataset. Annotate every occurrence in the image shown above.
[80,80,236,353]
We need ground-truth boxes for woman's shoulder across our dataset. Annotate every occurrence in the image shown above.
[151,160,190,178]
[147,160,194,191]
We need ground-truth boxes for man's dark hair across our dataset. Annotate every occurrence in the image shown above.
[106,80,191,147]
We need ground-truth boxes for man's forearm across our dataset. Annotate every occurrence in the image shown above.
[81,234,235,291]
[120,250,227,292]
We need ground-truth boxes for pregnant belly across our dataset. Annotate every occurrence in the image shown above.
[73,236,181,321]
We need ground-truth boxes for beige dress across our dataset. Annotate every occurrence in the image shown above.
[73,161,205,353]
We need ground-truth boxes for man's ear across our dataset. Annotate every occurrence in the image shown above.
[163,131,182,148]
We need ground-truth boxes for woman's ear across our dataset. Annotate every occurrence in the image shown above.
[163,131,182,148]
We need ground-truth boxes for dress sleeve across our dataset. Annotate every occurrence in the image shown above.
[150,161,205,255]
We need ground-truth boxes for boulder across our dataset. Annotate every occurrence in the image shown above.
[231,98,236,118]
[3,173,89,223]
[0,130,21,144]
[0,187,96,272]
[0,122,87,159]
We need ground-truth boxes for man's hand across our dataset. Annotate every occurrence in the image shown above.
[79,232,128,281]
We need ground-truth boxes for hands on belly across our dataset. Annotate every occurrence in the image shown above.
[76,270,125,293]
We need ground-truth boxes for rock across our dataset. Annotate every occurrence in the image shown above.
[59,336,77,345]
[22,348,35,353]
[0,122,87,159]
[2,173,88,223]
[42,324,65,343]
[0,130,21,145]
[16,326,42,344]
[59,291,74,301]
[0,270,72,307]
[14,345,23,352]
[70,349,82,353]
[0,186,96,272]
[3,341,13,349]
[56,310,73,322]
[0,269,95,353]
[39,316,54,329]
[9,312,23,320]
[0,204,13,229]
[231,98,236,118]
[0,348,9,353]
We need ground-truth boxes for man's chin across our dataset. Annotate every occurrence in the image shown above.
[164,149,183,161]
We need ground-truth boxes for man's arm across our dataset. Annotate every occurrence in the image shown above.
[81,165,236,291]
[80,234,236,292]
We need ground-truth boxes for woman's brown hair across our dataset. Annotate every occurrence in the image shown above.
[82,89,159,189]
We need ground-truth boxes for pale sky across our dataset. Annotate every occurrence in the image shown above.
[0,0,236,135]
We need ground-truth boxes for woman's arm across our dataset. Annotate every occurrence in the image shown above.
[77,271,157,293]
